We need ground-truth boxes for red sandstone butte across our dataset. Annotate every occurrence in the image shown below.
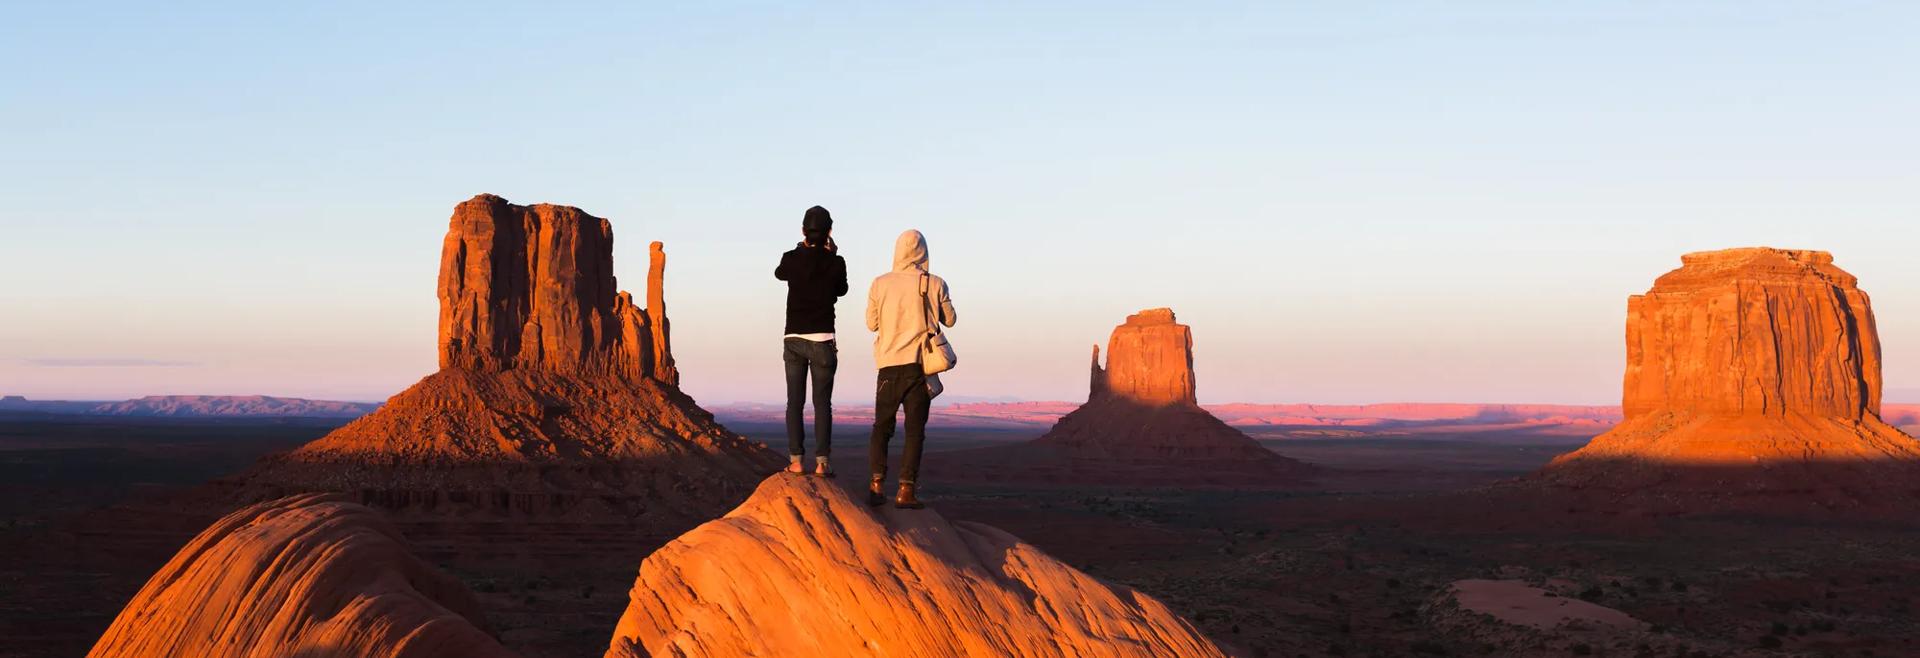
[604,476,1230,658]
[87,494,514,658]
[1536,248,1920,509]
[947,308,1309,486]
[234,194,778,543]
[1095,308,1198,406]
[437,194,671,381]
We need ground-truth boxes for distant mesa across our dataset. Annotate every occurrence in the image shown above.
[604,475,1230,658]
[1533,247,1920,510]
[946,308,1311,486]
[89,395,380,418]
[88,493,514,658]
[0,394,379,417]
[227,194,778,545]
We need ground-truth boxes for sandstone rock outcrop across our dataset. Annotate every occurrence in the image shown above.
[231,194,779,552]
[1536,248,1920,507]
[87,493,514,658]
[437,194,673,382]
[948,308,1308,486]
[603,475,1230,658]
[1094,308,1198,406]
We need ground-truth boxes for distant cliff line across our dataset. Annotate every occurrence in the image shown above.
[9,395,1919,428]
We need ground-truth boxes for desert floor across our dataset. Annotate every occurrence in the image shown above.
[4,415,1919,657]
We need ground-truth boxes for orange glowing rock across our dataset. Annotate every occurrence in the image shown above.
[236,194,777,531]
[603,475,1230,658]
[87,494,514,658]
[1096,307,1197,406]
[438,194,673,382]
[943,308,1308,486]
[1538,248,1920,502]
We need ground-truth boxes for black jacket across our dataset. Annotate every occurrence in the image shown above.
[775,244,849,335]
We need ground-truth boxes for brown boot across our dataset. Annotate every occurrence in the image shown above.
[894,481,925,509]
[867,475,887,507]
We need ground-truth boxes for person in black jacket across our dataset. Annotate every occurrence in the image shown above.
[774,205,849,476]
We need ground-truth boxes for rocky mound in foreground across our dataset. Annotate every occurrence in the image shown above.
[228,194,778,538]
[87,493,514,658]
[1532,248,1920,511]
[946,308,1309,486]
[604,475,1230,658]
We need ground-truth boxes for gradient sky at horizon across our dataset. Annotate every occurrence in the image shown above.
[3,2,1917,405]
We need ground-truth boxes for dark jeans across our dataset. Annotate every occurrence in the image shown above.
[870,364,930,483]
[783,338,837,457]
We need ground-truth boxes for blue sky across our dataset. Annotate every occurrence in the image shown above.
[2,2,1917,404]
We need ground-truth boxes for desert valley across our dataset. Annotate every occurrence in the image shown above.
[3,196,1920,658]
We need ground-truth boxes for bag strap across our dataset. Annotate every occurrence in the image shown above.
[919,273,937,339]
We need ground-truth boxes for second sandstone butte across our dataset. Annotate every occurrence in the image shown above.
[1536,247,1920,510]
[949,308,1309,486]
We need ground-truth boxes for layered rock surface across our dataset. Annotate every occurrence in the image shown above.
[604,475,1230,658]
[1536,248,1920,507]
[949,308,1308,486]
[87,493,514,658]
[228,194,778,549]
[437,194,672,381]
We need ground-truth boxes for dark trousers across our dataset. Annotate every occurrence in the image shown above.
[783,338,837,457]
[870,364,930,483]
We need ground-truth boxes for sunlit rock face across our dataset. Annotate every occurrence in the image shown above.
[1619,248,1881,419]
[946,308,1308,486]
[1536,248,1920,508]
[87,494,515,658]
[1095,308,1198,406]
[438,193,675,383]
[230,194,777,548]
[603,476,1230,658]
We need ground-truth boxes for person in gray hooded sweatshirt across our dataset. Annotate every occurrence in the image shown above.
[864,229,956,509]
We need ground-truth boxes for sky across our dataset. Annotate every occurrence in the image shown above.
[2,2,1917,405]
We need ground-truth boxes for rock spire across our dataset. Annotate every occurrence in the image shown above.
[437,193,674,383]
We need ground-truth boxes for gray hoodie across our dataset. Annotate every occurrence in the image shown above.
[866,230,957,368]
